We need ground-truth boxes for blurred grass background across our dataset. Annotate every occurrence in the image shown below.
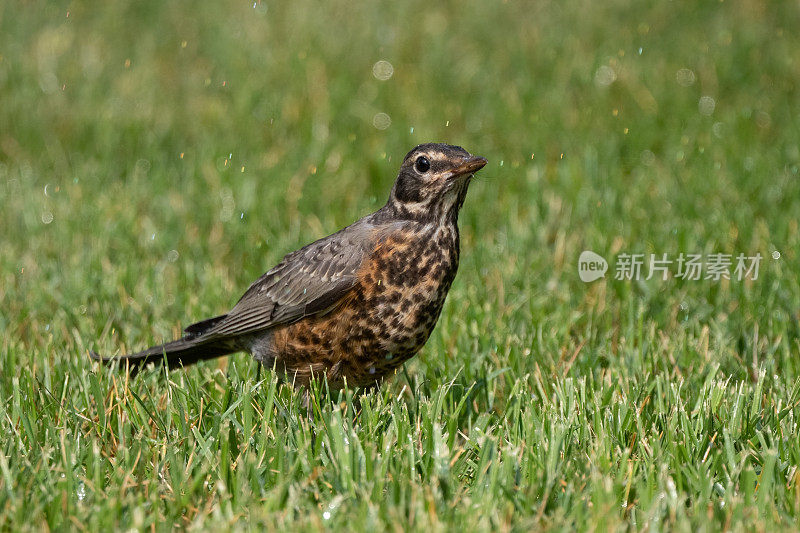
[1,0,799,530]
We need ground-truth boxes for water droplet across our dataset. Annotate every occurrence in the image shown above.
[594,65,616,87]
[409,127,414,134]
[167,250,179,262]
[44,184,50,197]
[698,96,716,116]
[755,111,771,129]
[676,68,696,87]
[323,511,331,520]
[41,211,54,224]
[219,188,235,221]
[372,60,394,81]
[76,482,86,501]
[135,159,151,174]
[372,112,391,130]
[151,232,156,240]
[772,250,780,260]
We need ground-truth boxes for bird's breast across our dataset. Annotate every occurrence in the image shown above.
[266,224,461,387]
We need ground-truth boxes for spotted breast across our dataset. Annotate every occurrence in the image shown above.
[248,222,459,388]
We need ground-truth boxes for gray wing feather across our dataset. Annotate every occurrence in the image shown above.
[204,221,376,337]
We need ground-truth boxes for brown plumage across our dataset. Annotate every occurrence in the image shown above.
[91,143,487,388]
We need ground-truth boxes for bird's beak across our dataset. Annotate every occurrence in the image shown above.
[450,156,488,177]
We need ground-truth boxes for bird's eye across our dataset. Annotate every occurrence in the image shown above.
[415,156,430,173]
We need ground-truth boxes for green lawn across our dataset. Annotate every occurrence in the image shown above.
[2,0,799,530]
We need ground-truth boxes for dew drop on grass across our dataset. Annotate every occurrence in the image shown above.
[772,250,780,259]
[219,189,235,221]
[323,512,331,520]
[372,112,391,130]
[676,68,696,86]
[698,96,716,116]
[167,250,179,262]
[594,65,616,87]
[77,482,86,501]
[42,211,54,224]
[372,60,394,81]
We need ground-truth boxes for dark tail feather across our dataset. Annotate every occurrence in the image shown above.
[183,313,228,337]
[90,336,237,373]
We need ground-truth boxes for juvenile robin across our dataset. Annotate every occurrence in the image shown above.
[92,143,487,388]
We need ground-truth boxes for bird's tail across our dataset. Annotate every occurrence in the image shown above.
[90,335,238,373]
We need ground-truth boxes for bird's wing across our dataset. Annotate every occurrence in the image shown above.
[202,222,377,337]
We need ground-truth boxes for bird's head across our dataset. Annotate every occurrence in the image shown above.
[387,143,487,223]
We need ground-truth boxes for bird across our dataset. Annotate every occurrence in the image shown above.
[91,143,487,389]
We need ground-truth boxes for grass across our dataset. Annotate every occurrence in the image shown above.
[1,0,800,530]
